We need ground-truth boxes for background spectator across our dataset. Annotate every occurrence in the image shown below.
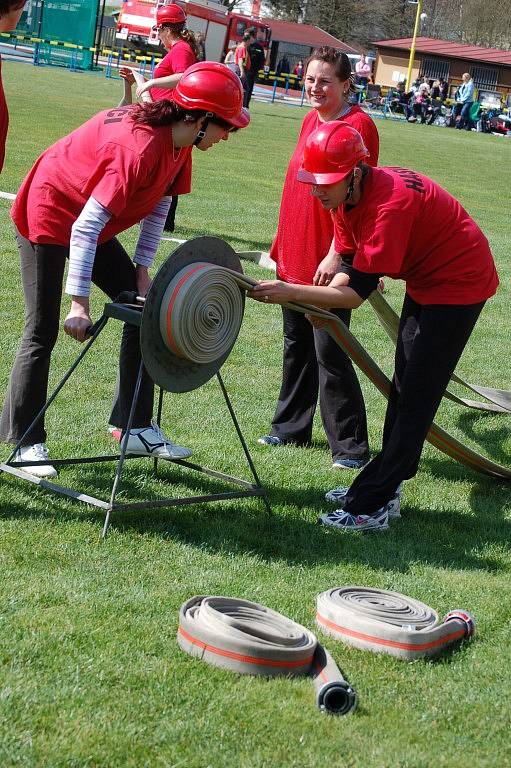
[245,27,266,108]
[456,72,475,130]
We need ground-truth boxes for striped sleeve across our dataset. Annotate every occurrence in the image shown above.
[133,196,172,268]
[65,197,111,297]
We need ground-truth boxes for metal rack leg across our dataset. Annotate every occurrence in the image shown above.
[153,387,164,475]
[103,359,145,538]
[6,317,109,463]
[216,371,271,516]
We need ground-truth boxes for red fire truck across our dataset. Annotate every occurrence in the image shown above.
[116,0,271,62]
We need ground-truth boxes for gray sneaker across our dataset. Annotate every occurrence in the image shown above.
[324,484,402,519]
[318,507,389,532]
[126,422,192,460]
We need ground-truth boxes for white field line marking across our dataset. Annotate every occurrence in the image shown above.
[0,190,16,200]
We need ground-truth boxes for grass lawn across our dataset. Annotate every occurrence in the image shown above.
[0,62,510,768]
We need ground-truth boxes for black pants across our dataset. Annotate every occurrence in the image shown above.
[243,71,256,108]
[0,231,154,446]
[270,306,369,462]
[164,195,179,233]
[343,294,484,516]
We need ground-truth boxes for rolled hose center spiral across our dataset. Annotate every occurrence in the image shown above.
[317,587,475,660]
[178,596,356,716]
[159,263,245,364]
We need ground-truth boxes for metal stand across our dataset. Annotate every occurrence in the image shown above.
[0,301,270,537]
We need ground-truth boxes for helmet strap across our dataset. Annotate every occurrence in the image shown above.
[194,112,214,146]
[344,171,356,202]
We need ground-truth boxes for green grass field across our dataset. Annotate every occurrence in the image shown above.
[0,62,510,768]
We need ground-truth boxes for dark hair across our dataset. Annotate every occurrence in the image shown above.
[305,46,355,92]
[243,31,251,42]
[0,0,25,16]
[130,100,208,127]
[160,21,200,60]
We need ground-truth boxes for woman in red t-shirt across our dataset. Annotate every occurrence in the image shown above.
[251,122,499,532]
[120,5,199,235]
[120,4,198,104]
[0,0,26,173]
[0,64,250,477]
[260,46,379,470]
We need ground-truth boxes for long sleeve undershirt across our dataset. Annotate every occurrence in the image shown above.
[65,195,172,297]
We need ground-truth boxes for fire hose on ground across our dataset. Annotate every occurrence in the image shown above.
[177,591,475,715]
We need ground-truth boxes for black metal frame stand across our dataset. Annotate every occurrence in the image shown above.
[0,302,271,537]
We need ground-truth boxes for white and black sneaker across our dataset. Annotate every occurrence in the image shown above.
[13,443,57,478]
[125,421,192,460]
[325,483,403,519]
[318,507,389,532]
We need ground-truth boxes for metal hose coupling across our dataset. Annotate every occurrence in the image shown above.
[317,587,475,661]
[178,596,357,716]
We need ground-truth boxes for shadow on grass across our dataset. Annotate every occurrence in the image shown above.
[171,225,272,255]
[1,454,509,575]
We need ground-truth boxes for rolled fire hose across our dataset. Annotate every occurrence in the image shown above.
[156,261,510,480]
[177,596,357,715]
[316,587,475,661]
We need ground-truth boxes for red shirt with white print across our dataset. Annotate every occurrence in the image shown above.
[334,166,498,304]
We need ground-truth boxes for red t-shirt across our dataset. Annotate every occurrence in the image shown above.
[235,43,250,71]
[150,40,196,101]
[0,57,8,174]
[334,166,498,305]
[12,106,192,245]
[270,106,379,285]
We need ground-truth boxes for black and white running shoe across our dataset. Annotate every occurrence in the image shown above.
[125,421,192,460]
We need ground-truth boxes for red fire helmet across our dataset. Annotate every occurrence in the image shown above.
[156,3,186,26]
[173,62,250,128]
[297,121,369,184]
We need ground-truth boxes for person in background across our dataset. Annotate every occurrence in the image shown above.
[244,27,266,108]
[259,46,379,471]
[0,64,250,477]
[0,0,26,173]
[293,60,304,78]
[195,32,206,61]
[456,72,475,130]
[119,4,199,233]
[251,122,498,532]
[224,47,239,74]
[235,31,251,99]
[355,54,371,102]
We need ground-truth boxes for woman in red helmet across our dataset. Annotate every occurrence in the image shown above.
[120,4,199,104]
[0,0,26,173]
[0,63,249,477]
[251,121,498,532]
[259,47,379,471]
[120,5,199,232]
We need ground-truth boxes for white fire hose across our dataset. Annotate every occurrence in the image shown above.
[316,587,475,661]
[177,596,357,716]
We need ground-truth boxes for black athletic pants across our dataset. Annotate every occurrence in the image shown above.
[343,294,485,516]
[243,71,256,108]
[269,306,369,462]
[0,230,154,446]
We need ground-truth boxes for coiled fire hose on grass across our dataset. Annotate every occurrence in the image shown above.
[158,261,511,480]
[177,596,357,715]
[316,587,475,661]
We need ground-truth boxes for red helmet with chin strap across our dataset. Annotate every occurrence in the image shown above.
[172,62,250,128]
[156,3,186,26]
[298,121,369,184]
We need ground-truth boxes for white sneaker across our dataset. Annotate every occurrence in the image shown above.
[14,443,57,478]
[125,421,192,460]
